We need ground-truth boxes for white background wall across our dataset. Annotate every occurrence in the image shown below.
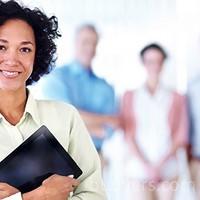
[21,0,200,95]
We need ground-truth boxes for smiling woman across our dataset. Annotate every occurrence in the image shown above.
[0,1,106,200]
[0,19,35,91]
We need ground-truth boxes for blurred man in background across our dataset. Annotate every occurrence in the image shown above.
[38,24,119,155]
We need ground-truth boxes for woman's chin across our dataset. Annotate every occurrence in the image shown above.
[0,84,22,92]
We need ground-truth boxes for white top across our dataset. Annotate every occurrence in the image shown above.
[125,85,178,180]
[134,85,172,163]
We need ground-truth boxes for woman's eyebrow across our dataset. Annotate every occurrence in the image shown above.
[0,39,8,43]
[21,41,34,46]
[0,39,34,46]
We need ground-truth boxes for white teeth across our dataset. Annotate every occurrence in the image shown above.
[1,70,19,78]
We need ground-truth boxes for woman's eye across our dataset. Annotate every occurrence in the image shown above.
[20,47,32,53]
[0,45,6,51]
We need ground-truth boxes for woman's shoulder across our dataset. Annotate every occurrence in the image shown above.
[35,99,78,115]
[170,90,185,99]
[168,90,186,107]
[160,85,185,99]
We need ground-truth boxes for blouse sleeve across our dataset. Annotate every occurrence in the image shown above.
[3,193,22,200]
[68,108,107,200]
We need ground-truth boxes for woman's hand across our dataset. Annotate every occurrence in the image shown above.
[23,174,79,200]
[0,183,19,199]
[145,164,161,185]
[42,174,79,199]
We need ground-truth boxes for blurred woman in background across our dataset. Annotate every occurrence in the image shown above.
[121,43,188,200]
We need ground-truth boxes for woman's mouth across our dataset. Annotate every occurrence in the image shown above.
[0,70,20,78]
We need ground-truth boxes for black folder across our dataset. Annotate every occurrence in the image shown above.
[0,125,82,193]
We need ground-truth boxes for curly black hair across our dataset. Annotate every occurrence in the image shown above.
[0,0,61,85]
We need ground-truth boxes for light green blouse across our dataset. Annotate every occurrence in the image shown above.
[0,91,106,200]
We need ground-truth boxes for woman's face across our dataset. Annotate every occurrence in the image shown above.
[0,19,35,91]
[142,49,165,79]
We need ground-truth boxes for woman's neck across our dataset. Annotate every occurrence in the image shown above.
[0,88,27,125]
[146,77,160,95]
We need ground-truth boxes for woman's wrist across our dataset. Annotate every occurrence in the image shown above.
[22,186,45,200]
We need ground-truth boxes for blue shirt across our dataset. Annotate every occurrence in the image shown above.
[188,77,200,158]
[39,61,117,150]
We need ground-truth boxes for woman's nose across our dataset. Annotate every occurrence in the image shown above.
[3,50,19,67]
